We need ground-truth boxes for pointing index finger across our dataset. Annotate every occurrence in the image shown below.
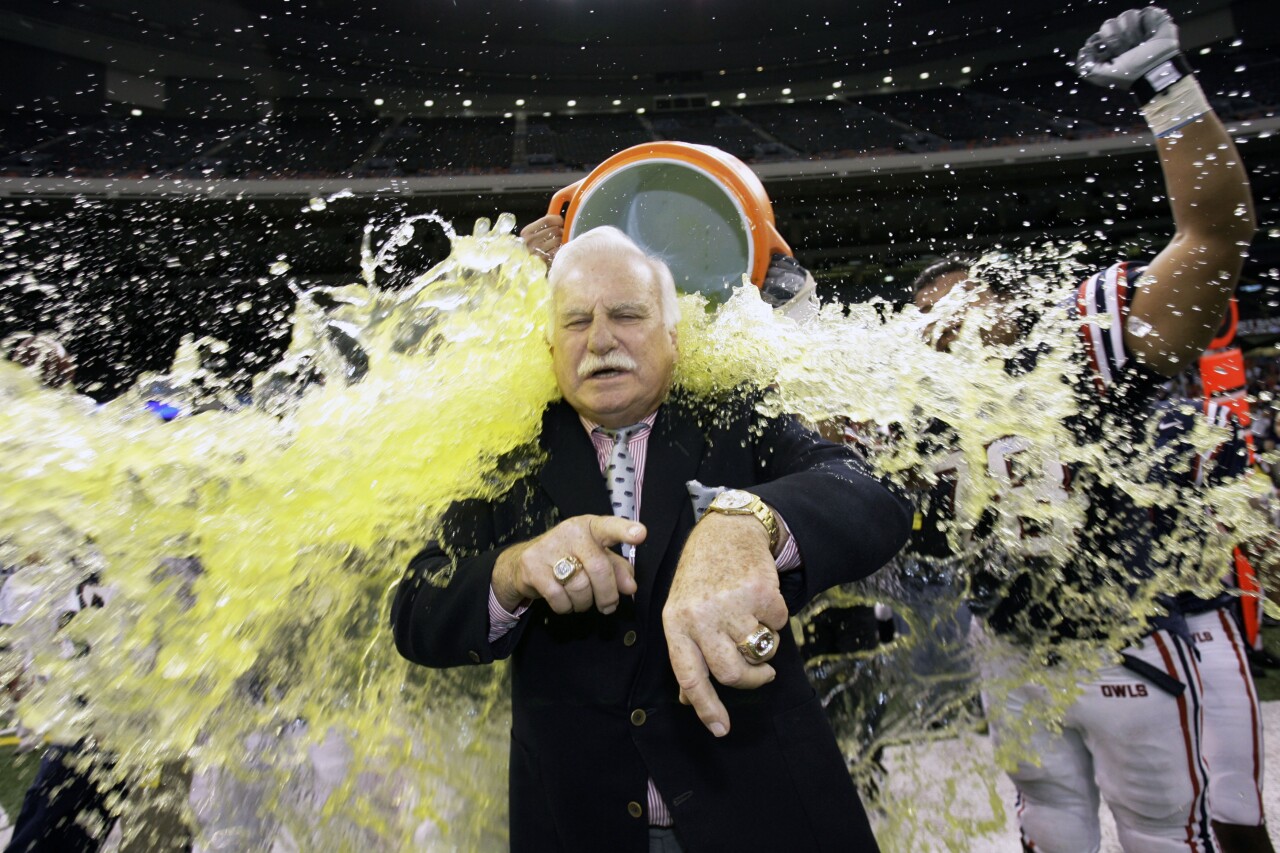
[668,633,729,737]
[587,515,646,550]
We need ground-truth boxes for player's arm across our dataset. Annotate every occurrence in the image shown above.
[1132,107,1255,375]
[1077,7,1257,377]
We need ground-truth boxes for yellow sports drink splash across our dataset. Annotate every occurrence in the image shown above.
[0,217,1268,851]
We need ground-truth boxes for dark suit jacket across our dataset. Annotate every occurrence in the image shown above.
[392,395,911,852]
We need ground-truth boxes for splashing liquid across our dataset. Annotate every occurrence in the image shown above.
[0,220,1269,851]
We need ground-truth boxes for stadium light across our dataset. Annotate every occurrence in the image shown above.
[919,72,930,80]
[636,107,646,114]
[961,66,971,74]
[711,100,721,107]
[883,75,893,84]
[130,108,142,116]
[781,87,792,95]
[567,100,577,107]
[516,98,526,106]
[373,98,384,106]
[612,99,621,106]
[737,92,746,99]
[832,80,843,89]
[462,99,472,107]
[424,100,434,107]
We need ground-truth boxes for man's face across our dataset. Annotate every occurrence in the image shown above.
[913,270,1019,352]
[549,250,678,428]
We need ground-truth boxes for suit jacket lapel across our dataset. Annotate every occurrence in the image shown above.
[534,398,706,618]
[536,402,613,522]
[635,399,705,616]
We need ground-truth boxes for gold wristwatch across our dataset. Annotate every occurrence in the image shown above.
[705,489,781,554]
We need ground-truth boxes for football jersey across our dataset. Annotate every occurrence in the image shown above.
[1148,401,1249,615]
[910,262,1171,642]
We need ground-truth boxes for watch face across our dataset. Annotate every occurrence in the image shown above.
[715,489,752,510]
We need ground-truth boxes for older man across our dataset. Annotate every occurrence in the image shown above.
[391,225,911,852]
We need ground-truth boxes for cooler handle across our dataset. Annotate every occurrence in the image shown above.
[764,223,793,259]
[548,179,585,219]
[751,223,795,288]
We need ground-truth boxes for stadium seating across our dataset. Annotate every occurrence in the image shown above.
[374,116,514,175]
[210,113,384,178]
[526,113,652,171]
[737,101,909,157]
[648,109,768,161]
[1,49,1273,180]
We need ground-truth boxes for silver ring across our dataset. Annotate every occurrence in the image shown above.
[551,555,584,586]
[737,624,777,664]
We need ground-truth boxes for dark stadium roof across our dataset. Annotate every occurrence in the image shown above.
[1,0,1260,107]
[1,0,1277,395]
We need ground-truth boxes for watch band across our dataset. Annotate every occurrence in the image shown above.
[705,489,781,553]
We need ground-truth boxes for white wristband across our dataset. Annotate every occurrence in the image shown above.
[1141,75,1211,138]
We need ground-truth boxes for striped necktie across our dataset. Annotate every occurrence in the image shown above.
[596,423,644,560]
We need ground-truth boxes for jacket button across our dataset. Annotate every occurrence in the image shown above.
[467,650,481,663]
[630,709,646,726]
[623,630,637,647]
[627,801,643,819]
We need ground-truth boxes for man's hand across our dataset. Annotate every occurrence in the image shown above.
[663,513,789,737]
[520,214,565,268]
[760,253,820,322]
[1076,7,1181,90]
[760,253,807,306]
[492,515,644,615]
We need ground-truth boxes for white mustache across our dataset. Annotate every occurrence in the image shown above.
[578,351,637,379]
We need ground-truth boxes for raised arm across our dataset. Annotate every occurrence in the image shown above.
[1078,7,1257,376]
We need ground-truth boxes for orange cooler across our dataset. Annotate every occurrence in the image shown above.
[549,142,791,304]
